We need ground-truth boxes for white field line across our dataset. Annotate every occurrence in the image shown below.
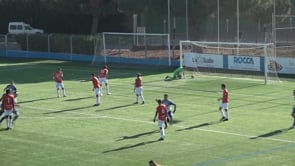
[0,66,33,71]
[23,105,295,144]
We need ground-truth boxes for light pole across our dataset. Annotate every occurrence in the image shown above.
[168,0,171,37]
[186,0,188,40]
[237,0,240,55]
[217,0,220,54]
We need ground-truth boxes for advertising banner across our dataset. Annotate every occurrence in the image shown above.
[183,53,223,68]
[269,57,295,74]
[228,56,261,71]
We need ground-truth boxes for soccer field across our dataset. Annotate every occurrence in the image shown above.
[0,59,294,166]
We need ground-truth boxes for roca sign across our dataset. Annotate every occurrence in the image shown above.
[233,56,254,64]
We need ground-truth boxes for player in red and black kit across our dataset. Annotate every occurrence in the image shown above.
[99,65,111,96]
[134,73,145,104]
[153,99,168,141]
[52,67,66,97]
[218,83,229,121]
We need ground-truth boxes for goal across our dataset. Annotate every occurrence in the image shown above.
[94,32,171,66]
[179,40,280,84]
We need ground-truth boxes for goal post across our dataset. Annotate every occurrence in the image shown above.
[179,40,279,84]
[97,32,171,66]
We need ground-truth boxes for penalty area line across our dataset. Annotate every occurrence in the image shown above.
[23,105,295,144]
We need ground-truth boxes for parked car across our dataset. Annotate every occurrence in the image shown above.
[8,22,44,34]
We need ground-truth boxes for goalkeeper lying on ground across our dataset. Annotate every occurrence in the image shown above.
[164,66,184,81]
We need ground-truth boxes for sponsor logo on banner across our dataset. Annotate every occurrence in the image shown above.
[192,55,214,63]
[183,53,223,68]
[228,55,260,71]
[233,56,254,64]
[268,60,283,71]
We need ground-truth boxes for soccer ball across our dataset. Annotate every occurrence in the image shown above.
[191,74,195,78]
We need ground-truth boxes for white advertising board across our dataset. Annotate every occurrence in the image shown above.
[228,56,261,71]
[183,53,223,68]
[270,57,295,74]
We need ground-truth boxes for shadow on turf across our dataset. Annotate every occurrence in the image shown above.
[63,96,92,101]
[176,120,221,132]
[43,105,94,114]
[250,127,293,139]
[102,140,159,153]
[95,103,135,112]
[18,97,57,104]
[116,130,159,141]
[0,128,9,131]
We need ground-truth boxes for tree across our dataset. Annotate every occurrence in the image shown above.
[81,0,118,35]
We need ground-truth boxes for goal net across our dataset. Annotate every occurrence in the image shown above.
[95,32,171,67]
[273,14,295,58]
[179,40,280,84]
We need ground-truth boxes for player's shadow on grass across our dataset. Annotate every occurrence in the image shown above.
[116,130,159,141]
[0,128,9,131]
[63,96,92,101]
[44,105,94,114]
[18,97,57,104]
[176,121,221,132]
[95,104,135,112]
[102,140,159,153]
[250,127,292,139]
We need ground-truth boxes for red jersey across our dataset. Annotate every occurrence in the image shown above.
[92,76,100,88]
[2,94,14,110]
[156,104,167,121]
[222,88,229,103]
[99,68,108,78]
[53,71,63,83]
[135,77,142,88]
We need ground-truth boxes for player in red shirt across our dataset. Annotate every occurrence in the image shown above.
[153,99,168,141]
[91,73,101,106]
[0,89,15,130]
[134,73,145,104]
[98,65,111,96]
[52,67,66,97]
[218,83,229,121]
[80,73,101,106]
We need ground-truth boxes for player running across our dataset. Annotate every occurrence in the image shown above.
[153,99,168,141]
[161,94,176,128]
[218,83,229,121]
[99,65,111,96]
[134,73,144,104]
[52,67,66,97]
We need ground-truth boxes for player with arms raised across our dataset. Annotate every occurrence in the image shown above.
[218,83,229,121]
[52,67,66,97]
[99,65,111,96]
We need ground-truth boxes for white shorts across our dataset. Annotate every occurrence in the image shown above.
[3,109,13,116]
[99,77,108,84]
[219,103,229,110]
[94,88,101,96]
[55,82,64,89]
[157,120,165,128]
[135,87,143,95]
